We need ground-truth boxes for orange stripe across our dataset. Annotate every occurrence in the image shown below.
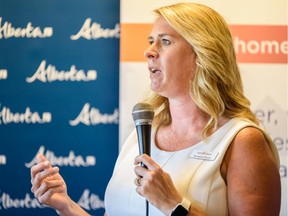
[120,23,152,62]
[120,24,288,64]
[230,25,288,64]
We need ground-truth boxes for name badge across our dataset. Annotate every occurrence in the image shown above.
[189,150,219,161]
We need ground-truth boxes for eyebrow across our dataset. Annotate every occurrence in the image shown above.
[148,33,171,40]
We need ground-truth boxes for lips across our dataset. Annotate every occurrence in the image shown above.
[149,67,161,74]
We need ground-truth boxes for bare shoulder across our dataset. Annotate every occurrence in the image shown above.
[234,126,267,146]
[229,126,276,160]
[224,126,280,175]
[223,126,281,216]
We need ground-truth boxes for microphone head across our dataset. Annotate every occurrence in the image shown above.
[132,103,154,126]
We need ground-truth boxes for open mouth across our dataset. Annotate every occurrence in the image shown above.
[150,67,161,74]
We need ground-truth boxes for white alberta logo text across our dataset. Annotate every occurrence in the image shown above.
[78,189,104,210]
[69,103,119,126]
[26,60,97,83]
[25,146,96,168]
[0,104,51,124]
[0,189,103,210]
[0,191,45,209]
[70,18,120,40]
[0,17,53,39]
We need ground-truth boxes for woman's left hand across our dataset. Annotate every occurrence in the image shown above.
[134,154,182,215]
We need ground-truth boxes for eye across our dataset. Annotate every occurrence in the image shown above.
[162,38,171,45]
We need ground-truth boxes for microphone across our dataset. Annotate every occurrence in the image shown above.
[132,102,154,168]
[132,103,154,216]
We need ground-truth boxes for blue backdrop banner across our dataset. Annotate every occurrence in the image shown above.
[0,1,120,215]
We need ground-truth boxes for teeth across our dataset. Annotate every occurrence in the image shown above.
[151,68,158,73]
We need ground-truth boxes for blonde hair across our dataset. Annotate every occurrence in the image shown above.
[143,3,259,138]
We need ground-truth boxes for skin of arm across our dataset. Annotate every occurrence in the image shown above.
[221,127,281,216]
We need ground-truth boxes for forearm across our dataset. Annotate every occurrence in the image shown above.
[187,204,208,216]
[166,198,207,216]
[56,198,90,216]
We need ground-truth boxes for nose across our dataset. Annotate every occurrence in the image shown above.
[144,44,159,60]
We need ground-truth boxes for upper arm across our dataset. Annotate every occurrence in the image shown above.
[223,127,281,216]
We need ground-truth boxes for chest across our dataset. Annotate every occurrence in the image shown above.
[155,128,203,151]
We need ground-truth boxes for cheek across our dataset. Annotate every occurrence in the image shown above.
[182,52,196,78]
[175,57,195,81]
[162,47,195,83]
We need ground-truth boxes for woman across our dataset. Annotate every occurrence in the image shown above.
[31,3,281,216]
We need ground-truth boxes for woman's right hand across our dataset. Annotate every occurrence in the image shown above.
[31,154,91,216]
[30,154,70,212]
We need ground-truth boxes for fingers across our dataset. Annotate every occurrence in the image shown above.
[134,154,145,165]
[30,154,51,180]
[134,154,157,170]
[134,154,168,198]
[134,177,141,187]
[34,179,64,198]
[134,154,160,181]
[135,184,144,196]
[31,166,59,192]
[134,155,157,197]
[34,180,65,205]
[37,153,48,163]
[134,177,146,197]
[31,161,55,183]
[134,154,162,178]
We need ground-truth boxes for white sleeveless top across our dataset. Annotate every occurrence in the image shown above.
[104,118,279,216]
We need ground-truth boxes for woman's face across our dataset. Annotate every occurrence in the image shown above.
[144,15,196,100]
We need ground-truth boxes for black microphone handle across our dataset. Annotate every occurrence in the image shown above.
[135,124,151,168]
[135,123,151,216]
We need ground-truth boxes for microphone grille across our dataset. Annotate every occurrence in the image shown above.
[132,103,154,123]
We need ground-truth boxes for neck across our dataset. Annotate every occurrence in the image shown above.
[156,97,210,151]
[169,97,208,125]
